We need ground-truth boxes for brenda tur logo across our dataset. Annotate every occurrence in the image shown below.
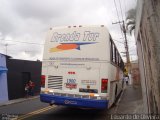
[49,42,97,52]
[49,31,99,52]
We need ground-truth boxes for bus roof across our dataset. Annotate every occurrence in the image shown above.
[49,25,109,31]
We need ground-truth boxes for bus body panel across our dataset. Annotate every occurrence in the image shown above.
[40,94,108,109]
[40,25,124,109]
[43,26,110,62]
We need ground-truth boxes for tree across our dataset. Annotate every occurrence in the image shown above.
[126,8,136,35]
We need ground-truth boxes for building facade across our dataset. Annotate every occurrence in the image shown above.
[131,60,140,86]
[6,59,42,100]
[0,53,9,102]
[135,0,160,114]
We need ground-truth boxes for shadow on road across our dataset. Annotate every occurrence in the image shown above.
[27,106,111,120]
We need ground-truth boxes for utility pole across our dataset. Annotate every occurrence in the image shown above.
[5,43,8,55]
[1,43,16,56]
[122,21,130,70]
[112,20,131,71]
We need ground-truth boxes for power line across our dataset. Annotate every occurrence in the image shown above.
[124,0,127,19]
[118,0,124,21]
[114,0,121,22]
[112,21,131,69]
[0,49,38,53]
[0,39,44,45]
[113,39,124,44]
[0,43,16,55]
[113,0,131,70]
[113,0,124,39]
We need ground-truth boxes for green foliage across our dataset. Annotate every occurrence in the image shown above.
[126,8,136,35]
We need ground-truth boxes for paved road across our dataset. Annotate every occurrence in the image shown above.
[0,85,142,120]
[0,98,48,114]
[115,85,143,114]
[0,98,114,120]
[23,106,110,120]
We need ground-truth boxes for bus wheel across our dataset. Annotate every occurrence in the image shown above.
[49,103,53,106]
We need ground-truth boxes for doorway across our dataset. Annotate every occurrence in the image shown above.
[22,72,31,96]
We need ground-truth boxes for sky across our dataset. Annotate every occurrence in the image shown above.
[0,0,137,62]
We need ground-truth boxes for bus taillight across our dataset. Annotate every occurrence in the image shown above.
[41,75,46,87]
[101,79,108,93]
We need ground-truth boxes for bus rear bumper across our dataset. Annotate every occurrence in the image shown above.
[40,94,108,109]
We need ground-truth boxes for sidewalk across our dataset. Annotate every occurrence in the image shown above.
[0,95,39,107]
[114,85,144,114]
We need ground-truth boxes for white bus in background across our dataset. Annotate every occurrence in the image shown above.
[40,25,124,109]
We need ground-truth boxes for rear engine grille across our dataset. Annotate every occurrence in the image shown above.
[48,76,63,90]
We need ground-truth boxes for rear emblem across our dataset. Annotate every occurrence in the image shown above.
[64,100,77,104]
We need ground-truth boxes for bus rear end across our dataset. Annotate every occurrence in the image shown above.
[40,25,110,109]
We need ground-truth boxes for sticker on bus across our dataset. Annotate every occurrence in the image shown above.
[65,79,77,89]
[81,80,97,85]
[65,83,77,89]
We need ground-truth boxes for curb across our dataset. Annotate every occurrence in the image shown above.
[114,87,126,114]
[0,96,40,107]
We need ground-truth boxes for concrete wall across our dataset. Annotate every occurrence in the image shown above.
[131,61,140,86]
[135,0,160,114]
[0,54,9,102]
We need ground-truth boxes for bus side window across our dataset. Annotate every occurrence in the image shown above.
[110,39,113,62]
[110,36,122,66]
[112,44,116,63]
[119,56,121,67]
[110,39,116,64]
[117,53,119,66]
[120,59,124,70]
[114,46,117,64]
[116,51,119,66]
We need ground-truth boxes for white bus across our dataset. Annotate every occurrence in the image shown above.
[40,25,124,109]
